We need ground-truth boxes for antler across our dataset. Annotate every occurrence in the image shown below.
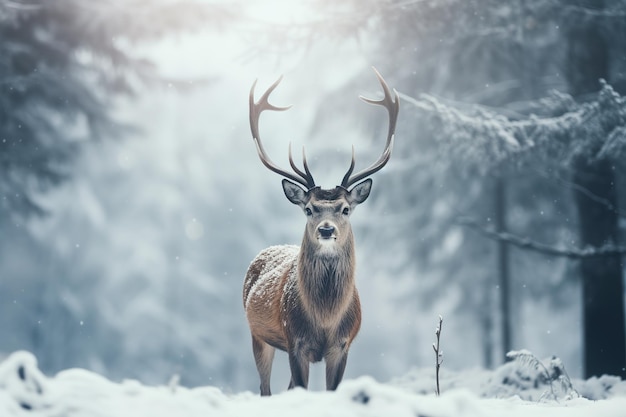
[249,77,316,189]
[340,68,399,189]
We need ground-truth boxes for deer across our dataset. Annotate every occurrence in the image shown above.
[243,68,399,396]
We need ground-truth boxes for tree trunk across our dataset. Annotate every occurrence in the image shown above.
[573,162,626,378]
[494,177,512,361]
[565,0,626,378]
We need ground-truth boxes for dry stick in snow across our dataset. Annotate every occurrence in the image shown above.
[433,315,443,396]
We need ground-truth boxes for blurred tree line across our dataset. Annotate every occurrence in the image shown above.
[0,0,232,216]
[0,0,244,386]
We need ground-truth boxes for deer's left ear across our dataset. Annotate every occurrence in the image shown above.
[348,179,372,206]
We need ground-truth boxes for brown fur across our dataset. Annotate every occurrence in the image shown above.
[243,184,369,396]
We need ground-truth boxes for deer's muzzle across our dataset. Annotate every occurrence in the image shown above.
[318,225,336,239]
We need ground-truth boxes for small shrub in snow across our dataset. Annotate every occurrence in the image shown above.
[504,349,579,401]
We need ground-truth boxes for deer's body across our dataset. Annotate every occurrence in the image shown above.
[244,243,360,347]
[243,243,361,392]
[244,68,399,395]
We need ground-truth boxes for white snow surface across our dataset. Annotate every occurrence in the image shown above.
[1,351,626,417]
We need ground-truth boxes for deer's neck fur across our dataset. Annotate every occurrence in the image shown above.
[296,231,356,327]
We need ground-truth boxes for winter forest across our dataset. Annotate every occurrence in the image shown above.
[1,0,626,411]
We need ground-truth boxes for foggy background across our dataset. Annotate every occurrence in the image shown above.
[2,0,625,392]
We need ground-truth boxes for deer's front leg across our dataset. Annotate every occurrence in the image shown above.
[324,339,349,391]
[287,339,310,389]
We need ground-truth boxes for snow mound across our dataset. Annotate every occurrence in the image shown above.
[1,350,626,417]
[0,351,48,413]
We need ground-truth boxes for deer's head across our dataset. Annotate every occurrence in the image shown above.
[281,179,371,254]
[249,68,399,253]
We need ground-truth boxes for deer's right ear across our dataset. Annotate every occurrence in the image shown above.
[282,179,307,207]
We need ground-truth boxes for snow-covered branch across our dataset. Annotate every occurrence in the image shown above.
[400,82,626,174]
[457,217,626,259]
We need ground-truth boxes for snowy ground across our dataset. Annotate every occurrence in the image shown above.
[1,351,625,417]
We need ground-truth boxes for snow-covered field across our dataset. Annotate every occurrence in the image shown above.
[1,350,625,417]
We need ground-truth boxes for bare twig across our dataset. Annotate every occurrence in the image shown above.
[457,217,626,259]
[433,315,443,396]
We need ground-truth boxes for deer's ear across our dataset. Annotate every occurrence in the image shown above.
[348,178,372,206]
[282,179,307,206]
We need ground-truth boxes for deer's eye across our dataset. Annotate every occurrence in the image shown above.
[342,207,350,215]
[305,207,313,216]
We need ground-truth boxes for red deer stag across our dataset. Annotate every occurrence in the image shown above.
[243,68,399,396]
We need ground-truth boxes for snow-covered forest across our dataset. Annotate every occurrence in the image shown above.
[1,0,626,413]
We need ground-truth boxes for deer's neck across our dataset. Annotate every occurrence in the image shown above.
[297,234,356,323]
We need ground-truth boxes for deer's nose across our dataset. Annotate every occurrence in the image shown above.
[318,225,335,239]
